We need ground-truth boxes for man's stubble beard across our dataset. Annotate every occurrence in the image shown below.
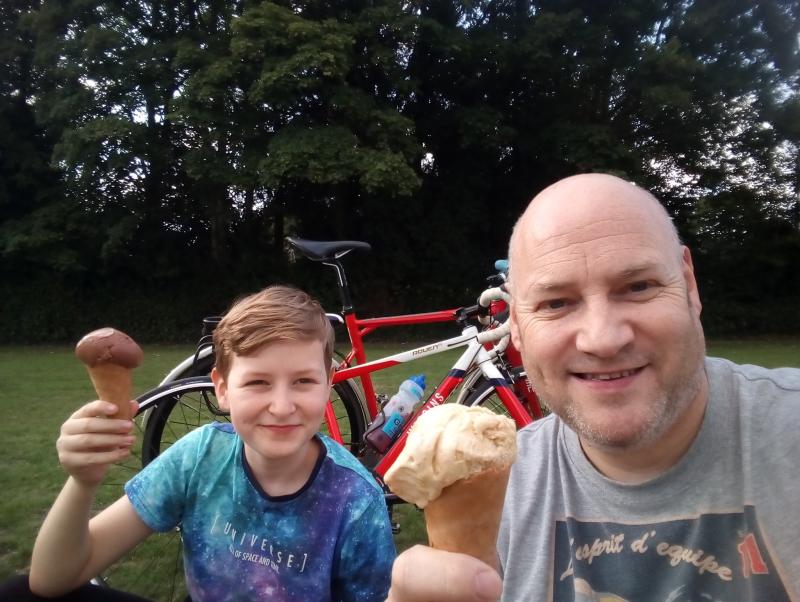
[539,307,707,451]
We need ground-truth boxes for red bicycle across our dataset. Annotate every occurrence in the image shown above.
[137,238,543,466]
[93,237,545,598]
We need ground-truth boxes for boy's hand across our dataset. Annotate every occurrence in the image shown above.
[56,399,139,487]
[386,545,503,602]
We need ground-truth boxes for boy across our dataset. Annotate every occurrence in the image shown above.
[21,285,395,600]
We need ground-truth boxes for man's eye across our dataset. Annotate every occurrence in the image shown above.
[535,298,568,313]
[545,299,567,310]
[622,280,662,300]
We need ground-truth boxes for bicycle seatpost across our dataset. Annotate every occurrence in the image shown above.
[322,258,355,314]
[284,237,370,314]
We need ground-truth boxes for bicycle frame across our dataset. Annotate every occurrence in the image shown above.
[159,314,346,386]
[154,237,539,463]
[286,236,530,421]
[340,309,460,418]
[326,324,533,476]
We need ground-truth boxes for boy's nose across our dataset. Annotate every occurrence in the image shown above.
[574,301,634,358]
[267,385,296,417]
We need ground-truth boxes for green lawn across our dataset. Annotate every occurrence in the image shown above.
[1,339,797,597]
[0,342,459,598]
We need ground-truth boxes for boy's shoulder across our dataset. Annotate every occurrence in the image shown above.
[207,421,236,435]
[318,435,383,496]
[161,421,238,459]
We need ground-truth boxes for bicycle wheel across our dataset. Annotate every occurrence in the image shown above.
[166,351,215,381]
[91,386,196,601]
[168,350,350,382]
[328,378,368,454]
[140,378,228,464]
[94,377,367,598]
[460,367,548,420]
[142,377,367,462]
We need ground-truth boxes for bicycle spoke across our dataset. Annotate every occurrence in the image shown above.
[95,405,188,600]
[100,531,186,601]
[96,377,364,596]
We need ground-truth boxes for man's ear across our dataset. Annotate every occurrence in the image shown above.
[211,367,229,411]
[509,302,523,352]
[681,246,703,317]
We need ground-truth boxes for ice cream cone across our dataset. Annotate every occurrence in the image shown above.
[384,404,516,571]
[86,363,133,420]
[75,327,142,420]
[424,465,511,569]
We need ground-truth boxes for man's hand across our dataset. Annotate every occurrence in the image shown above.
[56,399,139,487]
[387,545,503,601]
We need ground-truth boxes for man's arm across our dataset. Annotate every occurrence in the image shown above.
[28,399,153,596]
[386,545,502,602]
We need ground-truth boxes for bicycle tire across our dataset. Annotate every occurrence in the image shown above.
[459,367,548,420]
[169,352,215,381]
[168,349,350,382]
[93,377,367,598]
[90,386,193,601]
[142,377,368,464]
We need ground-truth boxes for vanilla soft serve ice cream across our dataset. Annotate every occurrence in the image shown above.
[384,403,517,567]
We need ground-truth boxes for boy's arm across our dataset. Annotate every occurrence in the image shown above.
[28,399,153,596]
[29,482,153,595]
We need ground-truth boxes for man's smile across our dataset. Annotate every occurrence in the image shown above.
[573,367,644,381]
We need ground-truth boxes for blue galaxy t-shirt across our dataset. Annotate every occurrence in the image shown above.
[125,423,395,601]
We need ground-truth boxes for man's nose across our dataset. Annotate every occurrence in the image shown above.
[574,300,634,358]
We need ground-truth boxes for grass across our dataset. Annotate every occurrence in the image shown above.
[705,338,800,367]
[1,338,798,596]
[0,345,203,597]
[0,341,462,597]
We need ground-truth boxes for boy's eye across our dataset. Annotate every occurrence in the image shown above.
[295,377,318,385]
[244,380,269,387]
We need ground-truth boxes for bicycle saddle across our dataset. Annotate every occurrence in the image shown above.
[286,236,371,261]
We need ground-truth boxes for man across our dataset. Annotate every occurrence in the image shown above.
[387,173,800,601]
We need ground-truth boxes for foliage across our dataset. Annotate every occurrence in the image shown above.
[1,0,799,341]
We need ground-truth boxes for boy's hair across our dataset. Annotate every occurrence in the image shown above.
[213,285,334,378]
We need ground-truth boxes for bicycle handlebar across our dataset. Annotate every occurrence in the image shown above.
[476,319,511,344]
[470,284,512,352]
[455,304,489,322]
[478,284,510,308]
[454,284,510,326]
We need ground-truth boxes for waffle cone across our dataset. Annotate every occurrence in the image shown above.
[87,363,133,420]
[424,466,511,569]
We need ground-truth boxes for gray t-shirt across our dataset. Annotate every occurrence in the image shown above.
[498,357,800,601]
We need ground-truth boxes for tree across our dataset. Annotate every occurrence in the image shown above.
[1,0,798,341]
[0,1,73,272]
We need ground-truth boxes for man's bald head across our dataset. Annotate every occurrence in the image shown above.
[508,174,681,284]
[505,173,707,465]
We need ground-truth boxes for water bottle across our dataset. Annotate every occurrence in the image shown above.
[365,375,426,453]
